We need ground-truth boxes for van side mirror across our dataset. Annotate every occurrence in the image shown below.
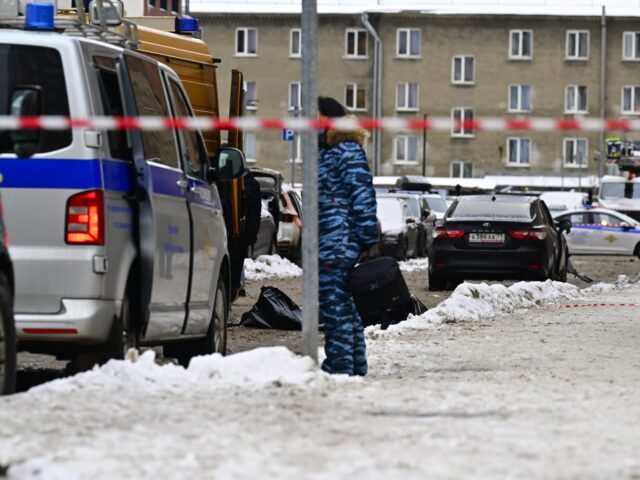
[9,86,42,158]
[209,146,246,181]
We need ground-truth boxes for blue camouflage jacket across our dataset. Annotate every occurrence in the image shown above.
[318,128,378,267]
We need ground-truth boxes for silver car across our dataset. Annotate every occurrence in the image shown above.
[554,208,640,257]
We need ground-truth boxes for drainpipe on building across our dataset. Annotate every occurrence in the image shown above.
[599,5,607,178]
[361,13,382,176]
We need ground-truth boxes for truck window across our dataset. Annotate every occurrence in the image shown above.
[167,79,205,176]
[93,56,130,161]
[124,56,178,168]
[0,45,71,154]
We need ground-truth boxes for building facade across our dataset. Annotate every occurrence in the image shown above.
[194,6,640,181]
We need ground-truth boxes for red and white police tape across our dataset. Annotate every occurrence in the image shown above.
[2,115,640,132]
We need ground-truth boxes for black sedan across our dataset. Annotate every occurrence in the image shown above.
[428,195,571,291]
[377,196,420,260]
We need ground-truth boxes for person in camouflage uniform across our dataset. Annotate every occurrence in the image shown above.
[317,96,378,376]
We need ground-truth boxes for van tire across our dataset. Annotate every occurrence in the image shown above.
[0,272,16,395]
[165,275,228,367]
[635,242,640,259]
[268,236,277,256]
[69,291,139,372]
[207,277,228,355]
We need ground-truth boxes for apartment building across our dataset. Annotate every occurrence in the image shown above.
[191,1,640,180]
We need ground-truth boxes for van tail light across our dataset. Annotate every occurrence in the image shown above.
[509,228,548,240]
[65,190,104,245]
[433,227,465,239]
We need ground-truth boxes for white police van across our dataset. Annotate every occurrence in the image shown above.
[0,3,245,369]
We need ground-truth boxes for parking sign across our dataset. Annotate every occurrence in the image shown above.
[282,129,295,141]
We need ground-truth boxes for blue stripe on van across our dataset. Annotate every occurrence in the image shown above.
[0,158,103,190]
[149,163,188,198]
[102,159,132,193]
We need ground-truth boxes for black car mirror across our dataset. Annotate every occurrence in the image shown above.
[211,146,246,181]
[9,86,42,158]
[406,217,416,224]
[557,219,572,233]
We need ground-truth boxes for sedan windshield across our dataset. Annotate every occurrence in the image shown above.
[448,200,534,221]
[425,197,447,213]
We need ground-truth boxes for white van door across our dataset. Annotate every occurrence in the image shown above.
[118,53,190,339]
[164,77,222,335]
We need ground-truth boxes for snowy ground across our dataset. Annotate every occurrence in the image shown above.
[2,273,640,479]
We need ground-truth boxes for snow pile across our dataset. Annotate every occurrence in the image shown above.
[244,254,302,281]
[368,277,639,337]
[399,257,429,272]
[27,347,340,397]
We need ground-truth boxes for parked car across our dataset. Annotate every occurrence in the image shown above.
[377,192,434,257]
[597,175,640,221]
[278,187,303,264]
[554,208,640,257]
[539,191,588,215]
[428,195,571,290]
[422,194,448,220]
[377,196,420,260]
[0,193,15,395]
[250,200,277,258]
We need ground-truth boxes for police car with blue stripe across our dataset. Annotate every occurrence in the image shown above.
[553,208,640,257]
[0,3,246,369]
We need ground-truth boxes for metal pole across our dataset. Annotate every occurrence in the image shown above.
[422,113,428,177]
[301,0,318,362]
[599,5,607,178]
[361,13,382,175]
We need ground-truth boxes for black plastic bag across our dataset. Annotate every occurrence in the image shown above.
[240,286,303,330]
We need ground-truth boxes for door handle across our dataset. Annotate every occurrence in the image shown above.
[176,179,189,191]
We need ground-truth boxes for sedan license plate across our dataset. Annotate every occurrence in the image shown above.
[468,233,505,244]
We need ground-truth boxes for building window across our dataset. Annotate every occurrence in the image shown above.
[244,81,257,110]
[509,84,531,112]
[149,0,155,6]
[622,86,640,114]
[160,0,167,10]
[451,160,473,178]
[623,32,640,60]
[393,135,418,164]
[563,138,588,168]
[509,30,533,59]
[235,28,257,56]
[345,84,366,111]
[244,133,257,163]
[565,85,588,114]
[507,137,531,166]
[452,56,474,84]
[566,30,589,60]
[289,82,301,111]
[345,29,367,58]
[395,82,419,111]
[396,29,420,57]
[451,108,474,137]
[290,29,301,57]
[170,0,178,13]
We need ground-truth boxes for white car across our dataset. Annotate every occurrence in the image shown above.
[553,208,640,257]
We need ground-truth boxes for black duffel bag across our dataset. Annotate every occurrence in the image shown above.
[348,256,412,327]
[240,286,303,330]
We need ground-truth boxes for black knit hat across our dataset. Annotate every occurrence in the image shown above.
[318,96,348,118]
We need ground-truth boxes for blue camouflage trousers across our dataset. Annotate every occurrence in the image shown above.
[320,264,367,376]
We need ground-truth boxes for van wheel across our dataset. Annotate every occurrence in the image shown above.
[207,278,228,355]
[69,292,139,372]
[0,272,16,395]
[635,242,640,259]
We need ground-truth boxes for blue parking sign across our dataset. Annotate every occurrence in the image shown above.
[282,129,295,141]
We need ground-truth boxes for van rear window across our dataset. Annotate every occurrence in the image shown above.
[0,45,72,154]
